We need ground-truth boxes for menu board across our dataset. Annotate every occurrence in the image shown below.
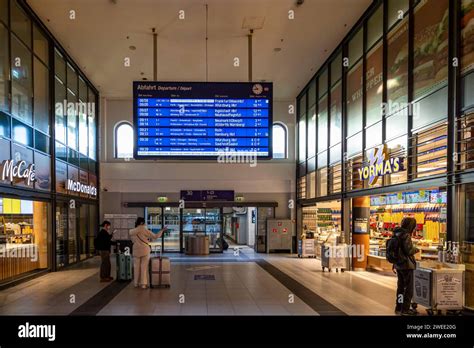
[405,190,430,203]
[386,193,405,205]
[462,0,474,74]
[134,81,272,159]
[413,0,450,99]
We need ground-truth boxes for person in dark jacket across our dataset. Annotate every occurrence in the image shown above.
[393,217,418,315]
[95,221,115,282]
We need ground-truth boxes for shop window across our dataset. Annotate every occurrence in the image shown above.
[55,160,67,194]
[348,27,363,68]
[0,137,10,163]
[412,86,448,130]
[387,16,409,106]
[67,90,78,150]
[11,143,33,189]
[55,141,67,162]
[0,24,8,113]
[297,176,306,200]
[115,122,134,159]
[330,82,342,145]
[54,77,66,144]
[11,0,31,47]
[307,156,316,173]
[68,148,79,167]
[457,112,474,171]
[0,111,10,138]
[34,130,49,154]
[463,73,474,109]
[11,36,33,125]
[33,58,50,135]
[55,202,67,268]
[307,107,316,158]
[367,4,383,50]
[88,88,97,160]
[33,25,49,66]
[298,117,306,162]
[79,106,88,156]
[386,107,408,140]
[331,52,342,86]
[306,172,316,199]
[365,42,383,127]
[462,0,474,109]
[365,122,382,149]
[308,79,316,107]
[12,118,33,147]
[273,122,288,159]
[411,123,448,179]
[346,62,363,136]
[318,68,328,98]
[388,0,408,30]
[298,93,307,118]
[347,132,363,157]
[317,151,328,197]
[345,154,364,191]
[34,151,51,191]
[413,0,449,100]
[79,204,88,260]
[79,153,88,171]
[54,49,66,84]
[0,198,50,282]
[329,162,342,194]
[67,63,78,96]
[318,96,328,152]
[385,135,408,185]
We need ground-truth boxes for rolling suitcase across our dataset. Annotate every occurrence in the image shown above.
[149,249,171,288]
[116,252,133,281]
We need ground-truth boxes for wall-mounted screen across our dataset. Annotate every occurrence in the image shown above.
[133,81,272,159]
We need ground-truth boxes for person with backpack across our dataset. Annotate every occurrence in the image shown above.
[129,217,168,289]
[94,221,115,282]
[386,217,418,316]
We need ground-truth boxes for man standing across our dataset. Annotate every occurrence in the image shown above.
[95,221,114,282]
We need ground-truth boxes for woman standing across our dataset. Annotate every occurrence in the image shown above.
[129,217,167,289]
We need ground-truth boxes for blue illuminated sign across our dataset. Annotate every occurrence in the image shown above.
[133,82,273,159]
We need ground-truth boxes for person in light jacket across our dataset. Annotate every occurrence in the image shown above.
[129,217,167,289]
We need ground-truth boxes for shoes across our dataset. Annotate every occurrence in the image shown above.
[134,284,139,288]
[401,309,418,316]
[141,285,148,289]
[395,307,402,315]
[100,278,112,282]
[107,277,114,281]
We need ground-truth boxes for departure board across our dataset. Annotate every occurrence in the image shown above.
[133,81,273,159]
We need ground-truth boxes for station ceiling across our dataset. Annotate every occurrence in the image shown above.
[27,0,370,100]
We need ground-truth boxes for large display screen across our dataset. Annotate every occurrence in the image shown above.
[133,81,272,159]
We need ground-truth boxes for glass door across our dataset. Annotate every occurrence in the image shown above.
[181,208,206,251]
[55,202,67,268]
[146,207,162,253]
[206,208,222,252]
[68,204,77,264]
[163,207,180,252]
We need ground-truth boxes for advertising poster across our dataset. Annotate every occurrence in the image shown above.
[387,17,409,106]
[435,271,464,309]
[413,0,449,99]
[414,269,432,307]
[461,0,474,74]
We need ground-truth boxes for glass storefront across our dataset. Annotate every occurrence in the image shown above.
[0,198,50,282]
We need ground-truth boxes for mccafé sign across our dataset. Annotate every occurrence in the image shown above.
[67,179,97,196]
[358,145,403,186]
[1,160,35,186]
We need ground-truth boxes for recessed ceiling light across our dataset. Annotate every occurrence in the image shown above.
[274,47,282,52]
[129,45,136,50]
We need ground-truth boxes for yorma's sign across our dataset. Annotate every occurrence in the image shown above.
[1,160,35,186]
[358,145,403,186]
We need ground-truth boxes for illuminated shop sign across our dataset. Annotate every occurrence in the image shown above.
[1,160,36,186]
[67,179,97,196]
[358,145,403,186]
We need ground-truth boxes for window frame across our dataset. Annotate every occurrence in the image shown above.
[272,122,288,160]
[114,121,134,159]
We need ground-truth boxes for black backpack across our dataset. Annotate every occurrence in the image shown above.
[386,232,405,264]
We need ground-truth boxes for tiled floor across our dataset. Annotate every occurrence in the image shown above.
[0,247,403,316]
